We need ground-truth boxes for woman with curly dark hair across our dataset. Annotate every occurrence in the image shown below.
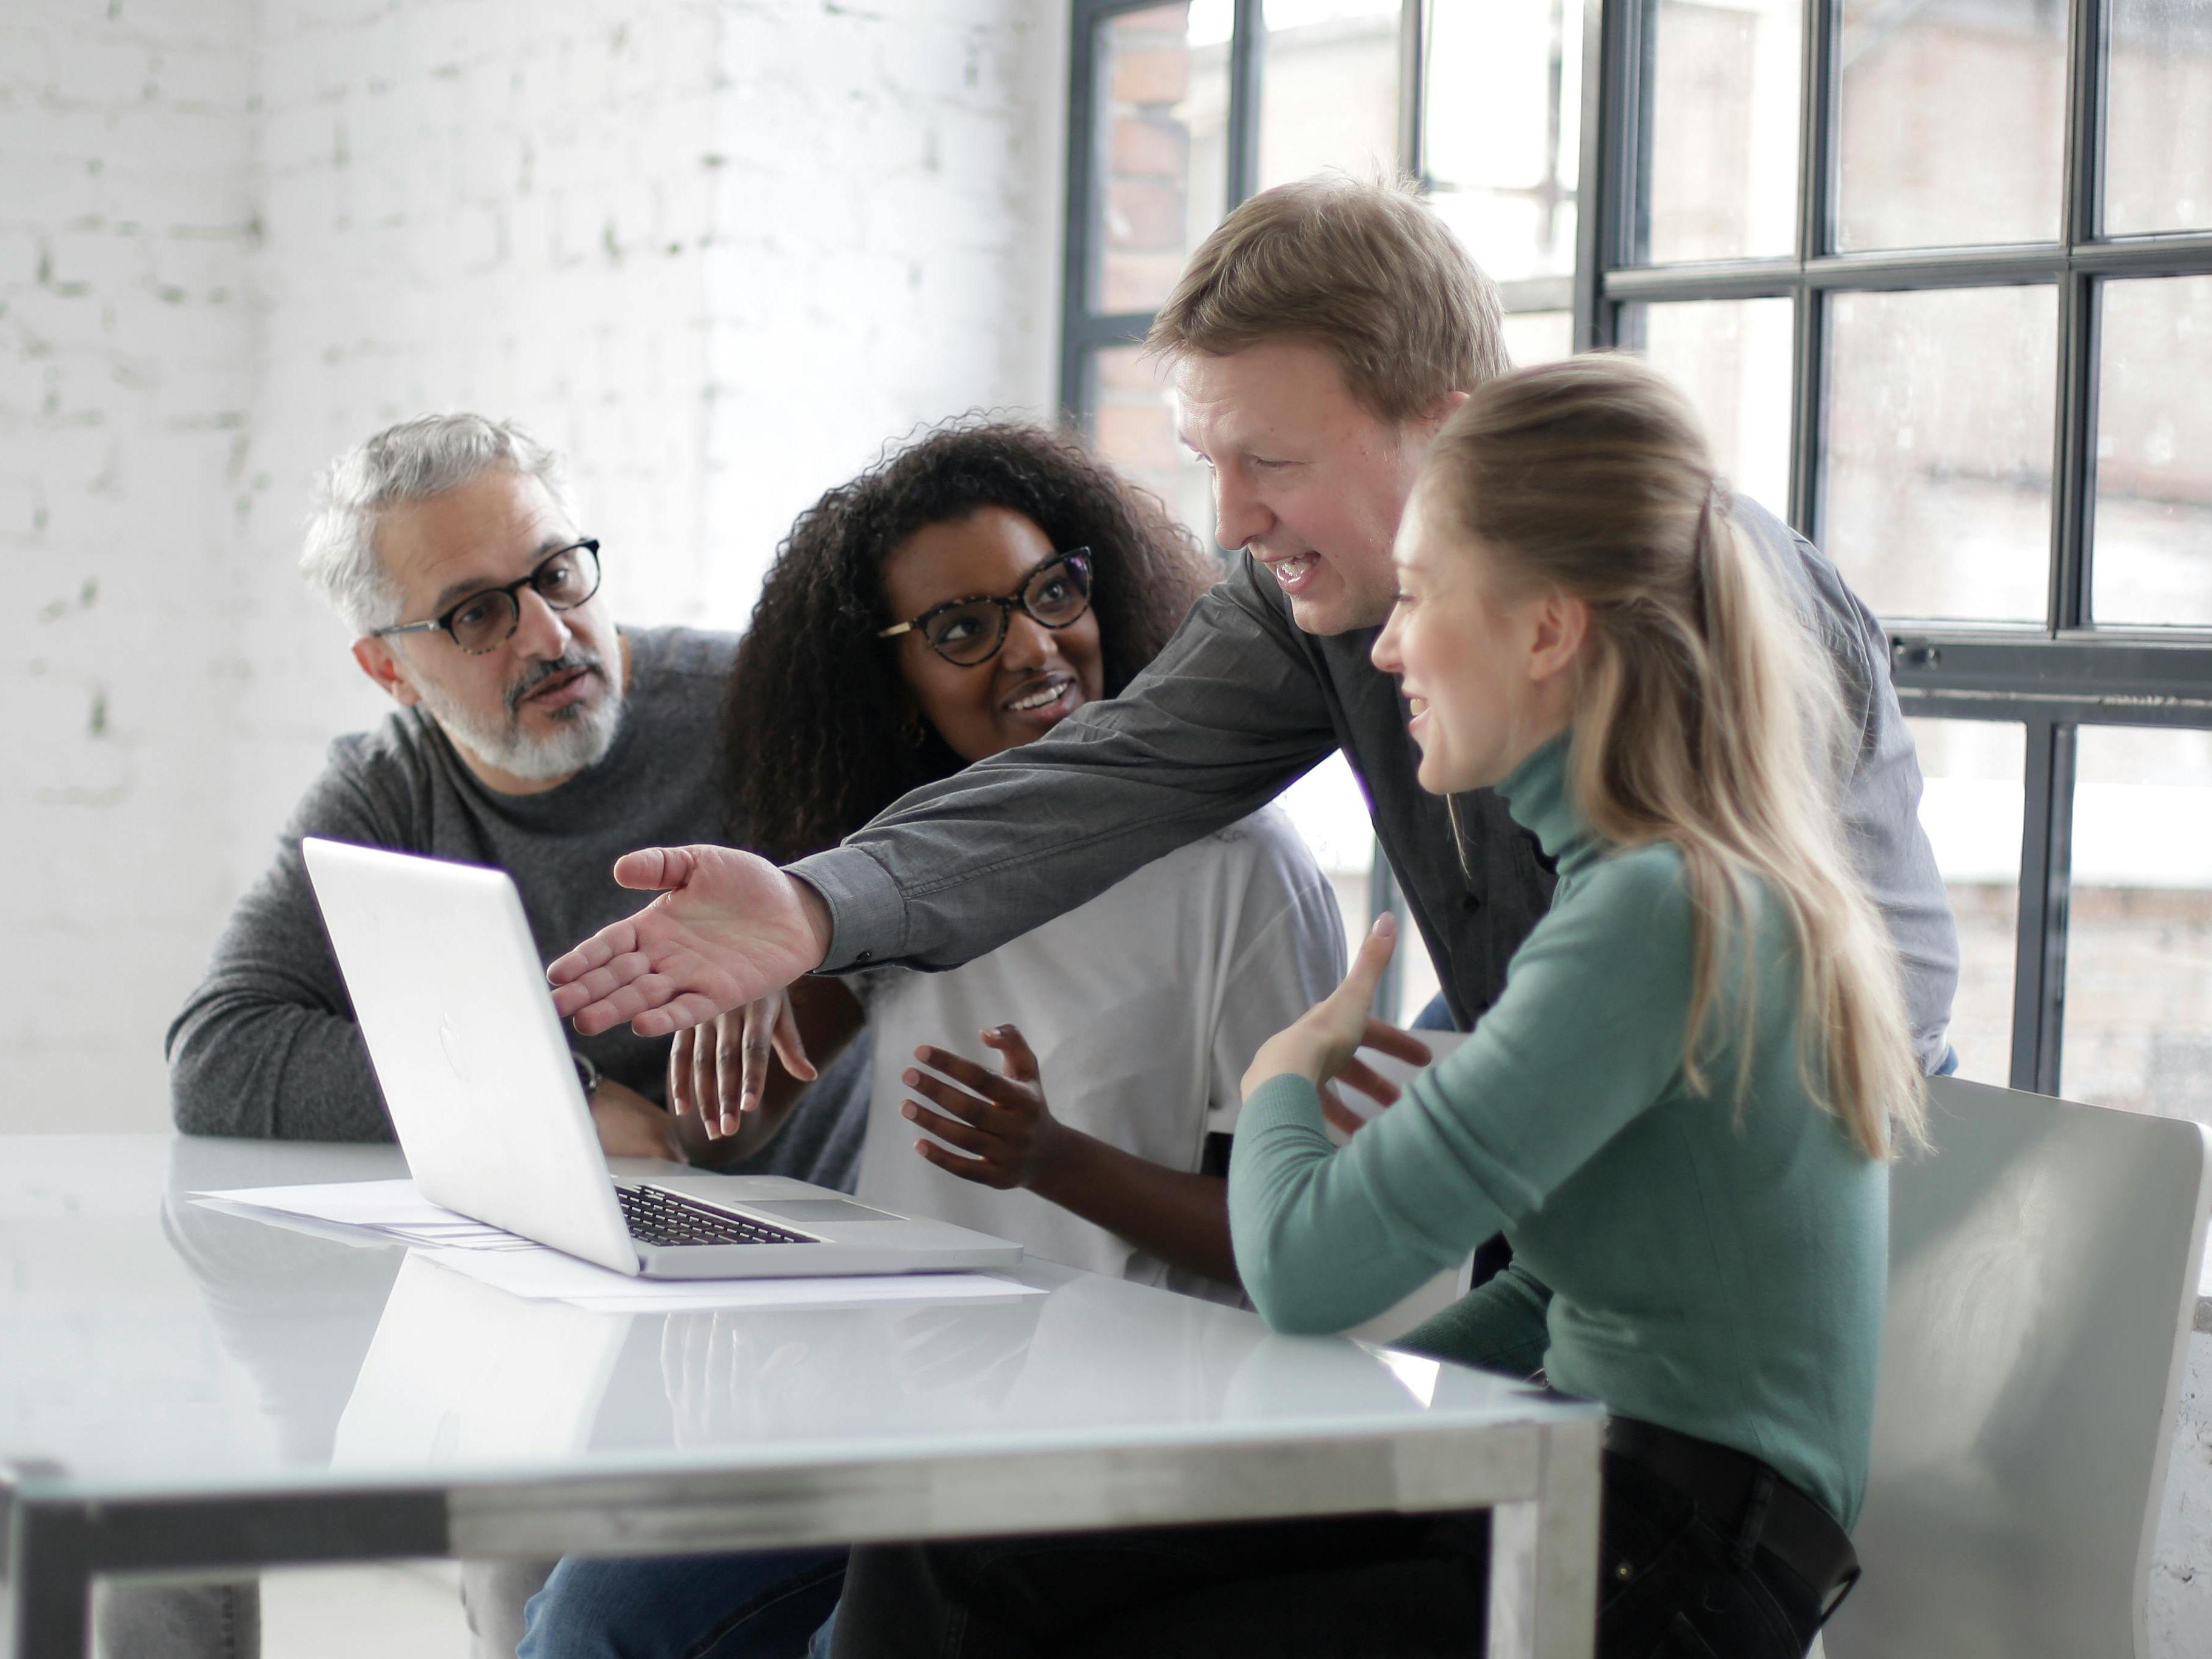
[723,419,1218,866]
[520,419,1346,1659]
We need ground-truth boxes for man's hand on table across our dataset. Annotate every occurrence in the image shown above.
[589,1078,686,1162]
[548,845,833,1037]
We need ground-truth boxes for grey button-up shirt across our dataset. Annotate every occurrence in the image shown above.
[794,498,1959,1071]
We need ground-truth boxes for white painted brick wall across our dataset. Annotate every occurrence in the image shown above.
[237,0,1063,908]
[2,0,263,1133]
[6,0,1062,1135]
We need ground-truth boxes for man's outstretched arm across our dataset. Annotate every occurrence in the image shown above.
[551,557,1339,1036]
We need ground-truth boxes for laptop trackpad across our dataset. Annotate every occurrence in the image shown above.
[747,1198,903,1227]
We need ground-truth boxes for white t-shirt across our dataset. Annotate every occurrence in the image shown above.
[854,806,1346,1304]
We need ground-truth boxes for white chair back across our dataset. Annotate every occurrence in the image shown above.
[1825,1076,2212,1659]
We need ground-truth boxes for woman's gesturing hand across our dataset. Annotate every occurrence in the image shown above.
[1240,912,1433,1122]
[899,1025,1067,1191]
[548,845,834,1039]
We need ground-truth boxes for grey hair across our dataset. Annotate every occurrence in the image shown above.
[299,414,580,635]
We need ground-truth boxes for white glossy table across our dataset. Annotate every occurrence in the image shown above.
[0,1136,1602,1658]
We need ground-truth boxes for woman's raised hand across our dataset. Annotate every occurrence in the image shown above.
[548,845,833,1039]
[1239,912,1433,1119]
[899,1025,1065,1191]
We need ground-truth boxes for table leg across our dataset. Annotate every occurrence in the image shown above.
[4,1505,91,1659]
[1485,1500,1540,1657]
[1526,1415,1603,1659]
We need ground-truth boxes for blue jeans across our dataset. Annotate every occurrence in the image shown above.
[1410,992,1456,1032]
[518,1548,845,1659]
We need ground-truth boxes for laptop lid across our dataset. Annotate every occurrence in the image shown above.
[301,836,642,1275]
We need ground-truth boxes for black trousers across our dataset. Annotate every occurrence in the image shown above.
[830,1452,1823,1659]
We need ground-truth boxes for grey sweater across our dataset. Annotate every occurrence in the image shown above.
[795,498,1960,1070]
[167,625,867,1187]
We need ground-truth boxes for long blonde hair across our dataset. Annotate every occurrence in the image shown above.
[1423,355,1924,1158]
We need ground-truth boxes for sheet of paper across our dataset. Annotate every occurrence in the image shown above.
[199,1179,463,1228]
[199,1180,1047,1313]
[193,1180,536,1252]
[557,1278,1046,1313]
[417,1242,1044,1312]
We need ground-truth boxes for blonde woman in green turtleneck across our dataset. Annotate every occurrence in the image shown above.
[1224,354,1928,1657]
[827,356,1931,1659]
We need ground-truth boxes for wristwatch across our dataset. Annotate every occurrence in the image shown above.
[571,1049,602,1102]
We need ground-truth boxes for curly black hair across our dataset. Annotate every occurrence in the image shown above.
[724,417,1216,863]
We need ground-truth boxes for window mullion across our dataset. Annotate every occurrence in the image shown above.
[2011,720,2077,1093]
[1574,0,1637,351]
[2049,0,2108,634]
[1788,0,1837,540]
[1057,6,1106,422]
[1225,0,1265,209]
[1398,0,1428,181]
[2051,273,2100,634]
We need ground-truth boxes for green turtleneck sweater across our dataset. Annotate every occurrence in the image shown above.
[1228,734,1887,1529]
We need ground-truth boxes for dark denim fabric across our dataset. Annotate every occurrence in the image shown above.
[519,1547,846,1659]
[830,1452,1824,1659]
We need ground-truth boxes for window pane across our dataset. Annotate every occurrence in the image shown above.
[1905,719,2023,1086]
[1256,0,1403,190]
[1627,297,1794,520]
[1094,5,1232,315]
[1501,310,1575,366]
[2105,0,2212,235]
[1837,0,2065,250]
[1641,0,1801,264]
[2091,276,2212,627]
[2061,726,2212,1125]
[1823,285,2057,621]
[1091,345,1217,548]
[1424,0,1582,283]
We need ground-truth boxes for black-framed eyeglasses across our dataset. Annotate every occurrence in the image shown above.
[876,549,1094,668]
[370,540,603,655]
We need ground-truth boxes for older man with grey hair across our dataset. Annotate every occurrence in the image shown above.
[127,414,868,1659]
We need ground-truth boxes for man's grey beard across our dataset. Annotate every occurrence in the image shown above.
[413,651,625,783]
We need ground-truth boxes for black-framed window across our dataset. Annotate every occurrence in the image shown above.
[1062,0,2212,1107]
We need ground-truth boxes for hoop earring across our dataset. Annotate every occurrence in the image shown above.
[902,706,928,748]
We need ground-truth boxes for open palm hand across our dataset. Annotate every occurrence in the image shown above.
[548,845,831,1038]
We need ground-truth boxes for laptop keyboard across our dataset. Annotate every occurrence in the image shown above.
[617,1185,817,1248]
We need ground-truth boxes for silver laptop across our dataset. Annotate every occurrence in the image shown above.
[301,836,1024,1281]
